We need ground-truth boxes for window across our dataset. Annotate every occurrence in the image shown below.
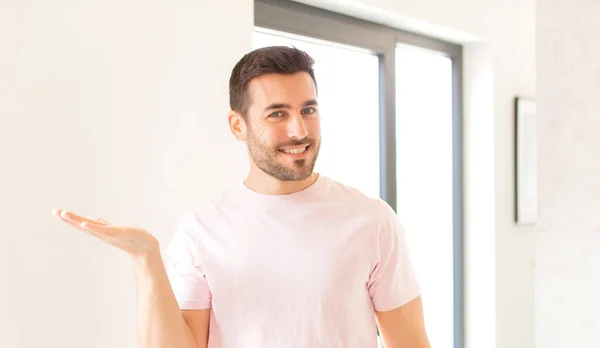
[254,1,463,347]
[395,44,455,347]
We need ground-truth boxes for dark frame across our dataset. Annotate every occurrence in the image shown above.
[514,96,538,225]
[255,1,464,347]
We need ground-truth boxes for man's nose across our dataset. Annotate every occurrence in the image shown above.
[287,113,308,139]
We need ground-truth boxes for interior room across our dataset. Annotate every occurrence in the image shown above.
[1,0,598,347]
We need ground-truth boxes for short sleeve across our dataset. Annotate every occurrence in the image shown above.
[164,214,212,310]
[367,207,421,312]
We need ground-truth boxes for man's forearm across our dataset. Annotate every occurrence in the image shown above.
[133,251,198,348]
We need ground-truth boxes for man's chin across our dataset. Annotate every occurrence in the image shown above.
[273,167,314,182]
[278,175,313,182]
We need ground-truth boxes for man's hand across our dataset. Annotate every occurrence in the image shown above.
[52,208,160,259]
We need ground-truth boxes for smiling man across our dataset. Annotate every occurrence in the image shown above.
[53,46,431,348]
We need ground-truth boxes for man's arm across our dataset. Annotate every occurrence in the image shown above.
[53,209,210,348]
[135,251,210,348]
[181,310,211,347]
[375,296,430,348]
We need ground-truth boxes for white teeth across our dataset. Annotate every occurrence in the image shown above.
[281,146,307,154]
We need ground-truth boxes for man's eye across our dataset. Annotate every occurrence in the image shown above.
[269,111,284,118]
[302,107,316,115]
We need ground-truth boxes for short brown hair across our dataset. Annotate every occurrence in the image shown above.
[229,46,317,117]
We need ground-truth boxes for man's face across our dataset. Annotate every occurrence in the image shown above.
[243,72,321,181]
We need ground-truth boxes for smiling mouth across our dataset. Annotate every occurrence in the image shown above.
[278,144,310,155]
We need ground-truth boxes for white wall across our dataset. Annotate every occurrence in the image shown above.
[297,1,536,348]
[0,1,252,347]
[536,0,600,347]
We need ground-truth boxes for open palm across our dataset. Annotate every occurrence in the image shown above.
[52,209,159,257]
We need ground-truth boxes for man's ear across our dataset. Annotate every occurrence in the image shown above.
[228,110,247,141]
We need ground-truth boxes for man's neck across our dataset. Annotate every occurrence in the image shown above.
[244,171,319,195]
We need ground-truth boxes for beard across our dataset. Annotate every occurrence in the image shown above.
[246,130,320,181]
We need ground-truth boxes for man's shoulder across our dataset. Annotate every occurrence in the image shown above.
[323,176,395,217]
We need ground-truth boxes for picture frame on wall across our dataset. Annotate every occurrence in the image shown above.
[514,96,538,225]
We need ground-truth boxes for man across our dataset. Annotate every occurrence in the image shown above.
[53,46,431,348]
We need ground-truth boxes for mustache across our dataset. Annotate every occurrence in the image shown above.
[277,138,314,147]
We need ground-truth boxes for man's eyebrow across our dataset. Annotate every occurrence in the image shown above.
[263,100,318,112]
[263,103,290,112]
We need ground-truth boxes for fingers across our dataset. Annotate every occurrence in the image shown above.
[52,208,63,220]
[53,209,123,243]
[53,209,86,231]
[52,208,113,237]
[80,221,122,237]
[54,209,111,226]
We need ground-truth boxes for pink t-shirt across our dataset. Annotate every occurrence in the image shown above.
[165,174,421,348]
